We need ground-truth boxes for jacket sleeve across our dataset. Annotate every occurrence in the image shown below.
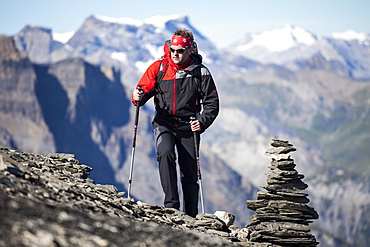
[132,61,161,106]
[198,66,219,132]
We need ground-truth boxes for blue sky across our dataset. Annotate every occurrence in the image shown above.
[0,0,369,47]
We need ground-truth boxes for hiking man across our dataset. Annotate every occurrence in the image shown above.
[132,29,219,217]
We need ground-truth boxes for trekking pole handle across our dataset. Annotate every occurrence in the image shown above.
[134,86,143,125]
[190,116,197,125]
[136,86,144,102]
[190,116,200,133]
[137,85,143,93]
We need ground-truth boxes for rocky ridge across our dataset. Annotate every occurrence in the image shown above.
[0,139,319,247]
[0,146,245,246]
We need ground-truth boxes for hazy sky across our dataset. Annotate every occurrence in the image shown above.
[0,0,369,47]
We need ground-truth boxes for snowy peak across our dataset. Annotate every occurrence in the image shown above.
[36,14,216,81]
[144,14,188,29]
[92,14,189,30]
[332,29,370,45]
[93,14,143,27]
[236,24,317,52]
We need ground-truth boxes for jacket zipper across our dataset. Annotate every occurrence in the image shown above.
[172,72,177,115]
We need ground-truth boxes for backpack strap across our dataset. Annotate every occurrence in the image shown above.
[155,60,171,113]
[157,60,168,83]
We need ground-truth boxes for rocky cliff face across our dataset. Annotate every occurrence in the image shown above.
[0,36,54,154]
[33,57,132,190]
[0,35,131,191]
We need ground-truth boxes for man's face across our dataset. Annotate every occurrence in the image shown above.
[170,46,191,65]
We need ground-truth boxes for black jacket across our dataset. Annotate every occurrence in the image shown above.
[137,54,219,132]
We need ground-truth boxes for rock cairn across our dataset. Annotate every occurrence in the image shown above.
[245,139,319,247]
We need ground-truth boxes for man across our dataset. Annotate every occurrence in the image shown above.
[132,29,219,217]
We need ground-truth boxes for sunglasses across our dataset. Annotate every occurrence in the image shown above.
[170,48,187,54]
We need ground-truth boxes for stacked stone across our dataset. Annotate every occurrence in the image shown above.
[245,139,319,247]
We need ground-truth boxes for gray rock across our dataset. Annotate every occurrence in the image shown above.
[256,191,310,203]
[271,139,293,148]
[270,159,296,169]
[0,155,6,171]
[214,211,236,227]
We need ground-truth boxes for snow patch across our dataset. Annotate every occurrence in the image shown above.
[111,52,128,63]
[53,31,75,43]
[136,59,156,73]
[237,24,316,53]
[94,14,143,27]
[146,44,163,60]
[134,44,164,72]
[93,14,186,31]
[144,14,185,29]
[332,30,369,44]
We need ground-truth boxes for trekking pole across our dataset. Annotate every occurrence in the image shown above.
[190,116,205,214]
[128,86,143,199]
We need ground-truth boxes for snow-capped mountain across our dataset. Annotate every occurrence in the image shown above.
[3,14,370,247]
[14,14,219,87]
[229,24,370,80]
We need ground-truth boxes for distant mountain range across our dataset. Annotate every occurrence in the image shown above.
[1,14,370,247]
[229,23,370,80]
